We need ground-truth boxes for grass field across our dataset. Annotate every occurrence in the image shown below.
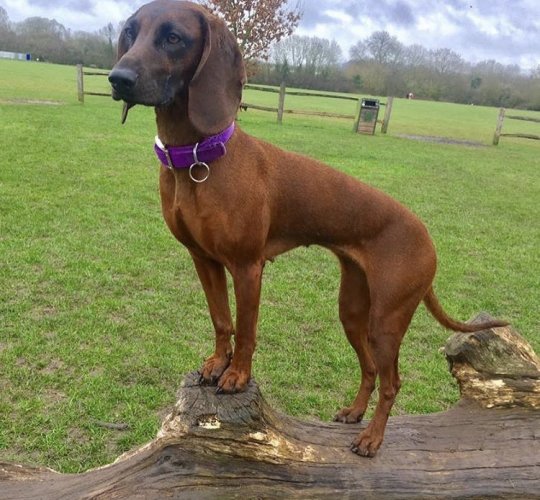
[1,59,539,473]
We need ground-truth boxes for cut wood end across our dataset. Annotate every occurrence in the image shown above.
[445,312,540,408]
[154,372,332,464]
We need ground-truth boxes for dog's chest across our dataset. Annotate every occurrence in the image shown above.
[159,175,228,258]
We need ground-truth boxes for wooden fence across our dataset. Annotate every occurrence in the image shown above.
[76,64,110,101]
[244,83,393,134]
[493,107,540,145]
[76,65,393,134]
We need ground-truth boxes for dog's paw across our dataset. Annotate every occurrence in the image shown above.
[216,367,249,394]
[199,353,231,385]
[334,406,364,424]
[350,428,382,458]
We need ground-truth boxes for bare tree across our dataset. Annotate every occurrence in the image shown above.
[365,31,403,65]
[429,48,465,75]
[273,35,307,69]
[0,6,16,51]
[200,0,302,65]
[273,35,341,73]
[0,6,10,30]
[97,22,117,66]
[402,44,430,67]
[349,40,368,62]
[271,34,342,88]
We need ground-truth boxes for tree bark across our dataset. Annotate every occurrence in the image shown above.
[445,312,540,409]
[1,314,539,499]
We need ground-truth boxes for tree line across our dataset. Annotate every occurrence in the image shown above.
[255,30,540,110]
[1,5,539,110]
[0,6,119,69]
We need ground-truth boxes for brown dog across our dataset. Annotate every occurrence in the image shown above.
[109,0,507,457]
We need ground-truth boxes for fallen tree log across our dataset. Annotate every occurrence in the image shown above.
[445,312,540,409]
[1,314,539,499]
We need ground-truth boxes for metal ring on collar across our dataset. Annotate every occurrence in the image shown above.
[189,162,210,183]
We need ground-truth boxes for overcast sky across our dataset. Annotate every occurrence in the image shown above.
[1,0,539,71]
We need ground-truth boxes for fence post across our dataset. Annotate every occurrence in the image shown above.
[493,108,505,145]
[352,98,362,132]
[277,81,286,124]
[381,96,393,134]
[77,64,84,103]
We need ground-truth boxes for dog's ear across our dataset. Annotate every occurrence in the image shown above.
[188,12,246,136]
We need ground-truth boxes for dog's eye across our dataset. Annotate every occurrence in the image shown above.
[124,27,135,41]
[166,33,182,45]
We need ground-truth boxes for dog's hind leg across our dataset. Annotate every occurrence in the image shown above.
[350,288,421,457]
[334,256,377,424]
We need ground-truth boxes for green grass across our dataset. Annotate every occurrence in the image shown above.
[0,59,539,472]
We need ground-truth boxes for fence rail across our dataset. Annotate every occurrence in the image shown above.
[243,83,361,119]
[245,84,359,101]
[76,65,393,134]
[493,108,540,145]
[244,83,393,134]
[77,65,109,101]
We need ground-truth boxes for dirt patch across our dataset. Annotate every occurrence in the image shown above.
[67,426,91,447]
[0,98,64,106]
[397,134,486,148]
[16,357,29,367]
[31,305,57,320]
[39,358,65,375]
[42,388,67,405]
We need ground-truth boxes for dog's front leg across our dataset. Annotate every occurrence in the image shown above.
[191,253,235,384]
[217,261,264,394]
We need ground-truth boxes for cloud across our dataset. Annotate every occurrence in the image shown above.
[28,0,94,9]
[1,0,139,31]
[389,1,414,26]
[1,0,538,69]
[296,0,540,69]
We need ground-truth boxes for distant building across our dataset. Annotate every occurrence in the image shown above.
[0,51,31,61]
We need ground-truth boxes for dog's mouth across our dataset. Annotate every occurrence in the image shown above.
[109,69,182,125]
[111,87,165,107]
[115,91,174,124]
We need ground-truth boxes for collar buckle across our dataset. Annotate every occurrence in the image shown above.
[155,136,174,170]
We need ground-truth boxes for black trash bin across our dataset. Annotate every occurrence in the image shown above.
[356,98,380,135]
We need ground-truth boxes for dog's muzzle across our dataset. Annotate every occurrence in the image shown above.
[109,67,138,100]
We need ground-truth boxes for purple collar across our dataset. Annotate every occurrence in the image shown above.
[154,123,235,174]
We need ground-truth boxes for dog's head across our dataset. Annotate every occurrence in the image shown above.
[109,0,246,135]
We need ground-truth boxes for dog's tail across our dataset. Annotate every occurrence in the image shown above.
[423,286,509,332]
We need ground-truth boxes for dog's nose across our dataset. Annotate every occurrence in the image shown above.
[108,67,138,93]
